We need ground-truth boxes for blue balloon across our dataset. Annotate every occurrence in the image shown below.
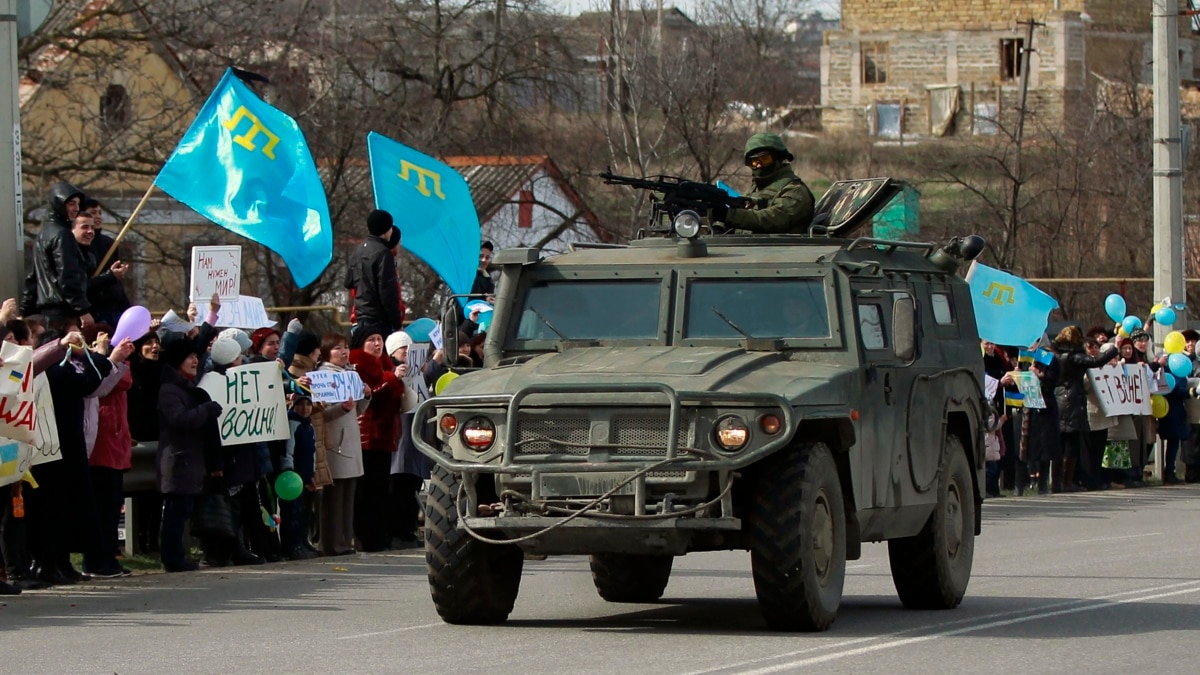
[404,317,437,343]
[1164,373,1177,390]
[477,312,493,333]
[1121,315,1142,335]
[1168,353,1193,378]
[1104,294,1127,323]
[1155,306,1177,326]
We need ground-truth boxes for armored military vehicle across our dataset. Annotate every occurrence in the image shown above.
[413,177,987,632]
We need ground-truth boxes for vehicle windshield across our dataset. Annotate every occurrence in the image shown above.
[684,278,830,339]
[513,279,661,341]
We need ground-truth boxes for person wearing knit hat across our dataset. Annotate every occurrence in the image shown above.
[209,337,243,368]
[249,327,281,362]
[295,331,322,361]
[346,209,406,334]
[385,330,412,359]
[219,328,252,354]
[161,333,199,371]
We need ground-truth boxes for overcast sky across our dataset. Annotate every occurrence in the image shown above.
[549,0,840,18]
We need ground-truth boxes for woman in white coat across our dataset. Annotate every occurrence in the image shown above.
[316,333,370,555]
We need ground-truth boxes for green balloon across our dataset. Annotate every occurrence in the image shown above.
[275,470,304,501]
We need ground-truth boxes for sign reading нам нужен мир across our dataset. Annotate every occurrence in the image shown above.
[190,245,242,303]
[199,363,290,445]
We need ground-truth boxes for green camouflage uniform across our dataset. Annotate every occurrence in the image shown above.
[725,164,815,234]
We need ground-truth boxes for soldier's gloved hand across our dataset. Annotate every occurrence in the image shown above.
[711,203,729,223]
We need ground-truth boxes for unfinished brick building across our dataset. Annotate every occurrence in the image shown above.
[820,0,1200,137]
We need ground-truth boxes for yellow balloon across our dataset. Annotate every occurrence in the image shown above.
[1151,303,1165,315]
[434,371,459,395]
[1164,331,1186,355]
[1116,326,1129,338]
[1151,394,1169,419]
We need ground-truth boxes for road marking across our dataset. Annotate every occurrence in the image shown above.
[682,580,1200,675]
[1071,532,1163,544]
[336,622,444,640]
[723,581,1200,674]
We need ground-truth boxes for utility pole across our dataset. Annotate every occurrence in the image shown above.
[1005,18,1042,269]
[1152,0,1185,340]
[0,0,23,304]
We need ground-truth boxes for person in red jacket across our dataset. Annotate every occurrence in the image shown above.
[86,344,135,577]
[348,324,405,552]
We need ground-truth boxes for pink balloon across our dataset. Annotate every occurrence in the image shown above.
[111,306,152,345]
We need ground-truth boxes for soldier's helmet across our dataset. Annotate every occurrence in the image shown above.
[744,132,794,163]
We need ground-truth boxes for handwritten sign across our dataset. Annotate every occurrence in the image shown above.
[404,344,431,404]
[191,245,242,302]
[1087,363,1153,417]
[307,370,366,404]
[1014,372,1045,409]
[27,373,60,465]
[0,343,33,398]
[208,295,276,329]
[0,349,36,443]
[429,323,444,351]
[199,363,290,445]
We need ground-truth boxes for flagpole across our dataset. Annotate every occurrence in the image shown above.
[94,183,156,276]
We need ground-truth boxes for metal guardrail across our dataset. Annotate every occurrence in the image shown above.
[149,304,353,327]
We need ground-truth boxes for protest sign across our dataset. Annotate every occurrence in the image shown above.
[1087,362,1153,417]
[190,245,242,302]
[1014,372,1045,409]
[984,374,999,402]
[28,373,61,465]
[405,344,431,403]
[0,343,33,398]
[428,323,444,351]
[199,363,291,445]
[307,370,366,404]
[208,295,276,329]
[0,349,37,443]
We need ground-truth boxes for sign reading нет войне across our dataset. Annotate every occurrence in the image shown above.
[199,363,290,445]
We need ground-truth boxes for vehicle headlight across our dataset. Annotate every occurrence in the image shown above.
[673,210,702,239]
[461,417,496,451]
[439,414,459,436]
[714,415,750,451]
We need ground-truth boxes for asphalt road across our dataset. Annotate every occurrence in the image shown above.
[2,485,1198,674]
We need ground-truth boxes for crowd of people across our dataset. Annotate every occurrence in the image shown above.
[0,186,497,596]
[982,323,1200,497]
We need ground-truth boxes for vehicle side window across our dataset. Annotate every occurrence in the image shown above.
[931,292,955,325]
[858,303,887,350]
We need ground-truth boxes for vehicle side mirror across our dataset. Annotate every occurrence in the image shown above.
[893,296,917,362]
[441,302,459,363]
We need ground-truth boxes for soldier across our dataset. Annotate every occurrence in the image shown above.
[717,132,815,235]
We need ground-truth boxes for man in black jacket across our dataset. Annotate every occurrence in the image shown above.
[21,183,93,328]
[345,209,405,334]
[80,197,131,327]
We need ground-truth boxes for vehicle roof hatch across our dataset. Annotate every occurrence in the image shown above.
[811,178,902,238]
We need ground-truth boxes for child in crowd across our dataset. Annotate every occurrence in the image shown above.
[282,393,318,559]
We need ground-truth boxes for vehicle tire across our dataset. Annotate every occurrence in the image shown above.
[588,554,674,603]
[887,434,976,610]
[425,465,524,624]
[746,442,846,632]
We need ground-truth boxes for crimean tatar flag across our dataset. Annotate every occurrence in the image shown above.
[154,69,333,288]
[367,132,480,300]
[965,261,1059,348]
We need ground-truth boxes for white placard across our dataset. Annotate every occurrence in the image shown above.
[191,245,242,302]
[405,344,431,402]
[27,373,60,464]
[984,374,999,402]
[1087,362,1153,417]
[0,351,36,443]
[0,343,33,398]
[199,363,291,445]
[208,295,276,329]
[307,370,366,404]
[429,323,444,351]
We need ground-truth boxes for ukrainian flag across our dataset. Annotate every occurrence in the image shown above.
[966,262,1059,348]
[0,441,19,479]
[154,69,333,288]
[1004,390,1025,408]
[7,369,22,385]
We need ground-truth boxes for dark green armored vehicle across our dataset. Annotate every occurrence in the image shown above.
[413,178,987,632]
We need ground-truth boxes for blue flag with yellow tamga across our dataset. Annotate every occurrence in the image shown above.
[154,69,332,288]
[367,132,479,299]
[965,261,1059,348]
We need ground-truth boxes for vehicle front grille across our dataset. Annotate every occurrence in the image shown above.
[612,415,690,456]
[515,417,590,455]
